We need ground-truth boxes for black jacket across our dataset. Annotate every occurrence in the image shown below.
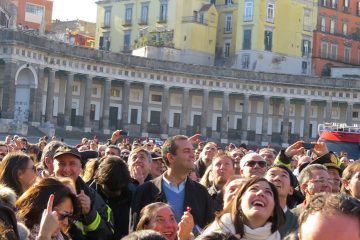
[194,159,208,178]
[129,175,214,232]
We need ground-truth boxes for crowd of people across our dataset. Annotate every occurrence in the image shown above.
[0,130,359,240]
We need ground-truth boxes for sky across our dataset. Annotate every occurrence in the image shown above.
[52,0,97,22]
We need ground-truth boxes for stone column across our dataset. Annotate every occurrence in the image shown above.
[140,83,150,137]
[180,88,190,135]
[282,97,290,147]
[121,81,130,130]
[29,66,44,125]
[303,99,311,141]
[45,69,56,124]
[1,61,16,119]
[64,72,74,130]
[161,86,170,138]
[102,78,112,134]
[261,95,270,145]
[241,94,250,143]
[325,100,332,122]
[83,75,93,132]
[346,102,353,126]
[200,89,209,136]
[220,92,229,143]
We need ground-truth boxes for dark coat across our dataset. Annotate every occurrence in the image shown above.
[279,208,298,238]
[194,159,208,178]
[129,175,214,231]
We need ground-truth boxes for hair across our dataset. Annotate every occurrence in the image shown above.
[40,141,64,169]
[82,158,100,183]
[16,177,80,229]
[199,165,213,188]
[197,232,239,240]
[0,183,17,208]
[27,144,41,163]
[341,161,360,196]
[212,153,235,168]
[95,156,130,191]
[0,152,32,195]
[161,135,188,167]
[122,230,167,240]
[129,148,152,164]
[298,193,360,239]
[215,177,285,238]
[259,148,277,156]
[106,145,121,156]
[136,202,174,231]
[298,164,328,194]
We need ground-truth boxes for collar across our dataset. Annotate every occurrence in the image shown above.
[162,174,187,193]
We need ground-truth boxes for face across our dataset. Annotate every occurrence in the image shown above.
[202,144,217,160]
[341,157,350,167]
[0,146,8,160]
[53,154,82,182]
[168,139,195,172]
[327,168,341,193]
[299,212,360,240]
[240,181,275,228]
[231,150,244,164]
[241,155,267,179]
[265,167,293,198]
[53,197,74,237]
[105,147,120,156]
[151,159,164,178]
[128,151,151,177]
[212,156,235,187]
[345,171,360,200]
[143,142,154,152]
[223,178,247,207]
[18,158,37,192]
[303,169,332,196]
[148,206,178,240]
[259,150,276,166]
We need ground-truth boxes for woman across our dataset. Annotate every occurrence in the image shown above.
[342,160,360,200]
[16,177,80,240]
[222,176,247,208]
[136,202,194,240]
[200,177,285,240]
[0,152,37,196]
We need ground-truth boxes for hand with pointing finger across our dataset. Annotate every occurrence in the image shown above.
[37,194,60,240]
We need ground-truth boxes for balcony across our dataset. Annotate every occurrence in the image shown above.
[101,22,111,29]
[138,18,148,26]
[157,16,167,24]
[122,20,132,27]
[224,27,232,34]
[215,3,238,10]
[182,16,208,26]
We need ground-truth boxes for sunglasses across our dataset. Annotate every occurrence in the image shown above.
[55,208,73,221]
[245,161,267,168]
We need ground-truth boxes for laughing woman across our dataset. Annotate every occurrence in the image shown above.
[198,177,285,240]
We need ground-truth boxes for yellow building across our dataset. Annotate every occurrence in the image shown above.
[215,0,317,75]
[95,0,218,65]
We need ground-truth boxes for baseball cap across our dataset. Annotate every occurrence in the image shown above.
[53,146,81,160]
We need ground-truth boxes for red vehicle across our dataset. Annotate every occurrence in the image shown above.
[318,123,360,160]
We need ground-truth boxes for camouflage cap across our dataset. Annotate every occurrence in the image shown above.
[53,145,81,160]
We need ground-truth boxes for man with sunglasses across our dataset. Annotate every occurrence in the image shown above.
[239,152,267,179]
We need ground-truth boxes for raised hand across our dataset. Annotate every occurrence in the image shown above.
[38,194,60,239]
[77,190,91,214]
[178,208,195,240]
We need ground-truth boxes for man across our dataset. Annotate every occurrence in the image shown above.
[291,164,332,216]
[150,152,165,179]
[0,143,9,161]
[239,152,267,178]
[53,146,114,240]
[194,142,217,178]
[208,153,235,211]
[39,140,64,177]
[128,147,153,185]
[104,145,121,157]
[340,156,350,168]
[265,165,298,238]
[298,193,360,240]
[130,135,214,231]
[230,148,245,175]
[259,147,277,166]
[293,155,311,177]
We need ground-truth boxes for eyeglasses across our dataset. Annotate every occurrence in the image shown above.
[245,161,267,168]
[54,208,73,221]
[309,178,333,184]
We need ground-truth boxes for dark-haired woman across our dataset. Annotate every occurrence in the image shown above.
[16,177,80,240]
[199,177,285,240]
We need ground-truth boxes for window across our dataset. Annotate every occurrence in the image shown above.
[264,30,273,51]
[216,117,221,132]
[224,42,230,57]
[344,47,351,63]
[302,61,308,74]
[111,88,120,97]
[303,9,312,31]
[104,7,111,27]
[130,108,138,124]
[302,40,311,57]
[353,112,359,118]
[125,7,132,23]
[242,54,250,69]
[236,119,242,131]
[244,1,253,21]
[225,0,233,5]
[26,3,44,16]
[266,3,275,23]
[330,19,335,34]
[173,113,180,128]
[92,87,97,96]
[358,49,360,64]
[321,0,327,6]
[150,111,160,124]
[243,29,252,49]
[140,4,149,24]
[100,31,110,51]
[124,31,131,51]
[331,0,337,8]
[199,13,204,24]
[320,41,328,58]
[320,17,326,31]
[72,85,79,93]
[225,14,232,33]
[343,0,349,11]
[343,22,348,35]
[159,3,168,22]
[90,104,96,121]
[330,44,338,60]
[151,94,162,102]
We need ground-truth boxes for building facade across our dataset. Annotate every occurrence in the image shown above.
[312,0,360,76]
[1,29,359,147]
